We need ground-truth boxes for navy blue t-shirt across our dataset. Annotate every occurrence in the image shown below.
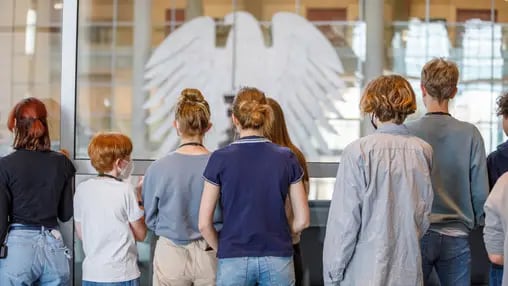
[203,136,303,258]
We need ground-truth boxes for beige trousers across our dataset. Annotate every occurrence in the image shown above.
[153,237,217,286]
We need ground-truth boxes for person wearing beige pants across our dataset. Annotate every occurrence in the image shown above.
[142,90,222,286]
[153,237,217,286]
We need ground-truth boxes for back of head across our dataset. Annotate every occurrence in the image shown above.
[497,91,508,118]
[265,98,290,145]
[232,87,273,133]
[7,97,50,151]
[265,97,309,182]
[421,58,459,103]
[360,75,417,124]
[175,88,211,137]
[88,132,133,174]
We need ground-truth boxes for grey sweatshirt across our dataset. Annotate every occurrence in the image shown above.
[484,172,508,285]
[142,152,222,244]
[407,114,489,233]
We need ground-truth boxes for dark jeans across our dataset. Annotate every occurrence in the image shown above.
[489,263,503,286]
[293,243,303,286]
[421,231,471,286]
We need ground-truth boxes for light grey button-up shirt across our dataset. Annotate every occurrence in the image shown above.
[323,123,434,286]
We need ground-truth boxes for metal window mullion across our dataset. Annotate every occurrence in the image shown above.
[60,0,78,158]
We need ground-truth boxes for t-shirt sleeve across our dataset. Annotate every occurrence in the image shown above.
[58,157,76,222]
[126,186,144,223]
[203,152,222,186]
[288,151,304,184]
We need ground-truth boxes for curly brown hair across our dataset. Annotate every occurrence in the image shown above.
[496,92,508,117]
[360,75,417,124]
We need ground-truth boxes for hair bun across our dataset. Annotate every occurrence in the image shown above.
[179,88,205,104]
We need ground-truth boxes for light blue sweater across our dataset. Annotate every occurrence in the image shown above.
[407,114,489,233]
[142,152,222,245]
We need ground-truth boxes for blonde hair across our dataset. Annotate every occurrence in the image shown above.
[421,58,459,103]
[175,88,211,136]
[360,75,417,124]
[88,132,133,173]
[232,87,273,133]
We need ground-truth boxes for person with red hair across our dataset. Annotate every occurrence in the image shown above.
[0,97,76,285]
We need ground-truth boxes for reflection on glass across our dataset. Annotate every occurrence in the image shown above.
[389,17,505,153]
[76,1,363,162]
[0,0,62,155]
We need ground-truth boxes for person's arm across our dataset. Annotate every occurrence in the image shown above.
[129,218,147,242]
[199,181,220,250]
[142,170,159,231]
[470,128,489,227]
[58,176,74,222]
[58,157,76,222]
[288,181,310,234]
[75,221,83,240]
[0,183,11,245]
[323,148,364,285]
[127,185,147,242]
[484,183,505,265]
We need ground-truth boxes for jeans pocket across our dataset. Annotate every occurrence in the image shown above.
[265,257,295,286]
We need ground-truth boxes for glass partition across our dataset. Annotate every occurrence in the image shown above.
[75,0,362,162]
[0,0,63,155]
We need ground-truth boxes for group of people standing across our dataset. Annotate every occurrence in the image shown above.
[0,57,507,286]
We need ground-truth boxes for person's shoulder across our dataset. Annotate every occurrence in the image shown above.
[405,117,425,131]
[406,135,433,152]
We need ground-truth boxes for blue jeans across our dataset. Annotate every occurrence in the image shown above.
[0,228,71,286]
[216,256,295,286]
[489,264,503,286]
[82,278,140,286]
[421,231,471,286]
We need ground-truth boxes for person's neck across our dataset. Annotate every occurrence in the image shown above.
[180,135,204,145]
[177,135,208,155]
[425,98,450,114]
[104,170,120,178]
[377,120,399,127]
[238,129,264,138]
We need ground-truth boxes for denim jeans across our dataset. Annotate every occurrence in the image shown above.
[489,264,503,286]
[421,231,471,286]
[82,278,140,286]
[0,228,71,286]
[216,256,295,286]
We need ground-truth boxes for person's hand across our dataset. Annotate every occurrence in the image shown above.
[59,149,70,158]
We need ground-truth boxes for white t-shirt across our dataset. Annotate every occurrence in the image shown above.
[74,177,144,282]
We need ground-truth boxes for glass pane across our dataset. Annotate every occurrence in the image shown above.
[0,0,62,155]
[75,1,361,162]
[387,1,501,154]
[309,177,336,200]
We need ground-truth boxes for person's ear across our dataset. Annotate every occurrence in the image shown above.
[420,84,427,97]
[232,114,239,126]
[205,123,213,132]
[449,86,458,100]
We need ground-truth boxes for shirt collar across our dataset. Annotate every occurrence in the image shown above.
[375,123,410,136]
[231,135,271,145]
